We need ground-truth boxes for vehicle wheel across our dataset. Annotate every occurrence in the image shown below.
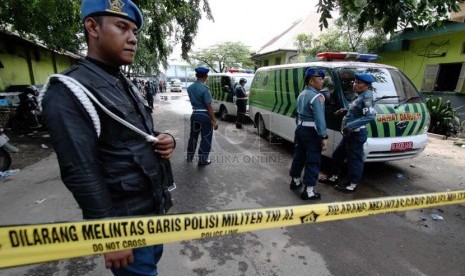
[220,106,229,121]
[0,148,12,172]
[257,114,269,138]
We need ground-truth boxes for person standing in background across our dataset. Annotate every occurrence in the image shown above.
[235,78,248,129]
[144,81,154,109]
[186,67,218,166]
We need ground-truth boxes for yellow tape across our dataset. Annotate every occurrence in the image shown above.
[1,190,464,268]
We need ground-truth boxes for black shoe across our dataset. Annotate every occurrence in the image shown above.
[318,176,338,185]
[186,156,193,163]
[198,160,212,166]
[236,124,243,129]
[289,179,302,191]
[335,183,357,193]
[300,191,321,200]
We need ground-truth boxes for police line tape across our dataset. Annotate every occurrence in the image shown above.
[1,190,464,268]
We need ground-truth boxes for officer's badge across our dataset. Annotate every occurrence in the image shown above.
[107,0,126,15]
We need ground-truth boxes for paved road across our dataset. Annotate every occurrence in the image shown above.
[0,93,464,275]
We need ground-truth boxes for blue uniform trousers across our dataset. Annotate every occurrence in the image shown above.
[187,111,213,162]
[289,125,322,187]
[331,129,367,184]
[111,245,163,276]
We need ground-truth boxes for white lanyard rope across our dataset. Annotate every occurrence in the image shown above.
[39,74,158,143]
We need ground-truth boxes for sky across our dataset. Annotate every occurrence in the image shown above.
[170,0,320,61]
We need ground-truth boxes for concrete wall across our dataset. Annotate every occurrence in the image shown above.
[0,33,78,90]
[253,51,289,68]
[378,30,465,93]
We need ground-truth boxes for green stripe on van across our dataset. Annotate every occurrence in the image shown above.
[291,67,304,118]
[402,104,415,136]
[272,71,278,112]
[279,70,285,113]
[277,70,285,114]
[372,103,427,138]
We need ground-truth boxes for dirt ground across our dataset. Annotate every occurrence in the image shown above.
[3,128,55,170]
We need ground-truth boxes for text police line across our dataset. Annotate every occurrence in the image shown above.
[8,209,295,247]
[1,190,464,268]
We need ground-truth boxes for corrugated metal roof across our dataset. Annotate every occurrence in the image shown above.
[0,28,82,59]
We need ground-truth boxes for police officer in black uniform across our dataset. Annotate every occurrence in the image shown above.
[319,73,376,193]
[235,78,248,129]
[289,68,328,200]
[41,1,175,274]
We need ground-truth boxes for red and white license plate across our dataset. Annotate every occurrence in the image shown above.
[391,141,413,152]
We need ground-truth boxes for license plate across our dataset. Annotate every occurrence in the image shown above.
[391,141,413,152]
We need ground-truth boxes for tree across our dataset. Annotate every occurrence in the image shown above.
[294,17,387,61]
[0,0,213,73]
[317,0,464,34]
[189,42,254,73]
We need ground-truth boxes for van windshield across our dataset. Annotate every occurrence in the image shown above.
[336,67,421,104]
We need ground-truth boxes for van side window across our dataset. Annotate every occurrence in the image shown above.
[253,73,261,87]
[262,75,269,86]
[321,70,335,104]
[338,69,357,102]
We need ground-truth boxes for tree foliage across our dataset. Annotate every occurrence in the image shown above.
[189,42,254,73]
[294,17,387,61]
[426,97,461,137]
[317,0,464,34]
[0,0,213,74]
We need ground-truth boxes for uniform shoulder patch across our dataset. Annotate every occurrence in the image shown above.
[364,99,372,107]
[318,95,325,102]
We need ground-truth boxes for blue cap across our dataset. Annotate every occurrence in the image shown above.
[81,0,143,31]
[355,73,376,84]
[195,66,210,75]
[305,67,325,78]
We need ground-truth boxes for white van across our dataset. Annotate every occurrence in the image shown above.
[248,52,430,162]
[206,72,254,120]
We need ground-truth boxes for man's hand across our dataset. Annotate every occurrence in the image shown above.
[154,133,175,159]
[212,120,219,130]
[342,128,351,137]
[321,139,328,151]
[104,249,134,269]
[334,108,347,116]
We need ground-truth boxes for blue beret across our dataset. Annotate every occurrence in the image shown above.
[305,67,325,78]
[81,0,143,31]
[195,67,210,75]
[355,73,376,84]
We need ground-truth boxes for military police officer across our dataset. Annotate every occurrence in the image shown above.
[289,67,328,200]
[319,73,376,193]
[41,0,176,275]
[186,67,218,165]
[235,78,248,129]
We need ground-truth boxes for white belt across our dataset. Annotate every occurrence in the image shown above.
[352,126,366,132]
[193,109,208,112]
[298,120,315,127]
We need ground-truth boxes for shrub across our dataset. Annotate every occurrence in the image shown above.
[425,97,460,137]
